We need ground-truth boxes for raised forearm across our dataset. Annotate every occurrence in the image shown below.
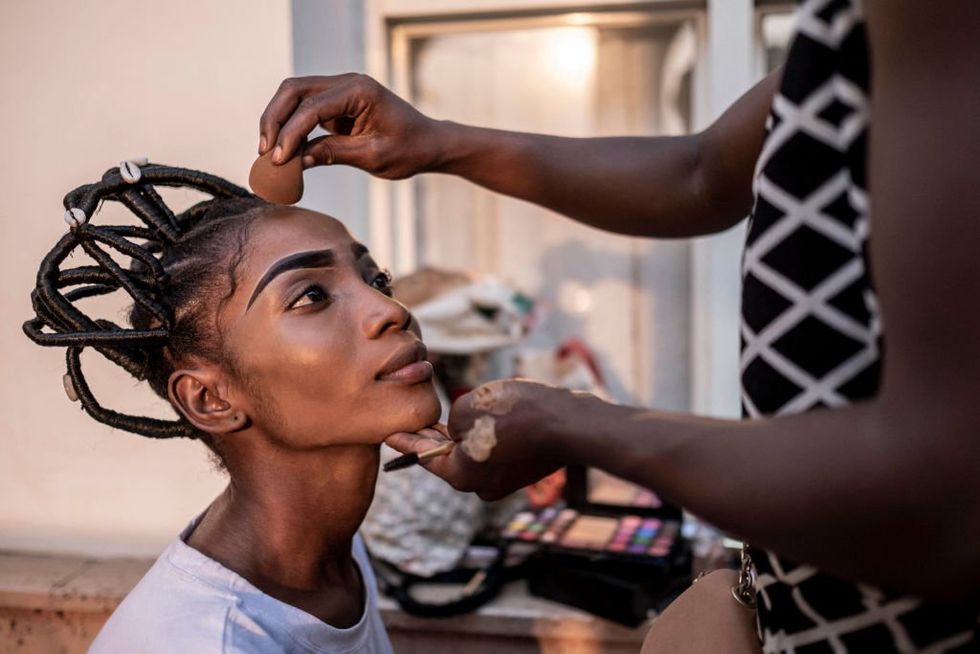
[433,125,718,237]
[560,394,978,599]
[261,71,776,236]
[430,70,780,238]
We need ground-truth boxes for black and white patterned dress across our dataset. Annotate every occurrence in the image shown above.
[740,0,980,651]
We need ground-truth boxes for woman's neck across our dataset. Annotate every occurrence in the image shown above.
[187,439,380,592]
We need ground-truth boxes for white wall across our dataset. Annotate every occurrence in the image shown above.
[0,0,293,556]
[690,0,755,419]
[291,0,370,239]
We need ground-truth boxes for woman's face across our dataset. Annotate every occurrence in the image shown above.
[214,207,440,449]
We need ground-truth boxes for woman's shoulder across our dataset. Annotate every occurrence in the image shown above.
[87,538,247,653]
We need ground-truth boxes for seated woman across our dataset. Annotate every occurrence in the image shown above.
[24,163,442,653]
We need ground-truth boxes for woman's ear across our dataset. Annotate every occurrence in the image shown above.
[168,367,246,435]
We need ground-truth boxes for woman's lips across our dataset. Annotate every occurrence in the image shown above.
[377,359,433,384]
[376,341,431,383]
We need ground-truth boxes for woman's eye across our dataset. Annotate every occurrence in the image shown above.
[371,270,393,296]
[290,285,328,309]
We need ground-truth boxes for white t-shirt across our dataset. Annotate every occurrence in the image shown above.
[89,519,393,653]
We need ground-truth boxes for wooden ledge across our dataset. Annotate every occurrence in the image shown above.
[0,551,151,614]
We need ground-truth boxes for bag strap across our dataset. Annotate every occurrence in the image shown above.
[370,544,519,618]
[731,542,757,608]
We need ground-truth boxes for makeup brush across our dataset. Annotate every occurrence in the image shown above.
[383,441,455,472]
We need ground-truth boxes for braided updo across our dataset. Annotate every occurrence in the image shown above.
[24,162,271,444]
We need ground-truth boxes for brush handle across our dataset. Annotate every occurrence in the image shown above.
[416,441,455,462]
[383,441,455,472]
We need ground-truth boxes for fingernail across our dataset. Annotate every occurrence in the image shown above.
[302,155,314,168]
[272,145,283,164]
[259,136,267,154]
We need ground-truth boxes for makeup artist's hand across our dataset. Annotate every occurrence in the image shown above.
[258,74,447,179]
[386,380,596,501]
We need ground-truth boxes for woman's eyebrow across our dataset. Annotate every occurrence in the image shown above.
[246,249,335,311]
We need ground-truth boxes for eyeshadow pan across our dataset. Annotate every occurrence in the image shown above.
[559,515,618,550]
[502,510,537,538]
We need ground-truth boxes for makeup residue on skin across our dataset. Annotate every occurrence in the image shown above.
[471,382,518,416]
[460,415,497,462]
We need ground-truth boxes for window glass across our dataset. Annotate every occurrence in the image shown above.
[403,13,700,408]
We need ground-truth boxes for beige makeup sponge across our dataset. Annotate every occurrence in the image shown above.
[249,150,304,204]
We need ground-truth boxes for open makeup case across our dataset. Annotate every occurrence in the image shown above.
[502,465,692,626]
[372,465,691,627]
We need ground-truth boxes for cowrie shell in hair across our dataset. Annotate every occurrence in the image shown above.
[63,207,87,228]
[120,160,142,184]
[62,373,79,402]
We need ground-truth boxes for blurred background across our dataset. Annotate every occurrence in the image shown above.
[1,0,793,650]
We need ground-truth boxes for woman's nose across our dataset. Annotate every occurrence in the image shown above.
[363,291,412,339]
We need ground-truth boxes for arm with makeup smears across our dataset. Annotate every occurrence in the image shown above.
[258,70,780,238]
[387,2,980,600]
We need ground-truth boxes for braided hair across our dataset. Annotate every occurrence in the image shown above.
[23,161,271,446]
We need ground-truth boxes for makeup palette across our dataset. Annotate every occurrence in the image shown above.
[501,507,681,560]
[512,466,691,626]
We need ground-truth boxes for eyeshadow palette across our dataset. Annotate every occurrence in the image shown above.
[515,466,690,624]
[587,470,663,509]
[501,506,681,560]
[563,466,678,518]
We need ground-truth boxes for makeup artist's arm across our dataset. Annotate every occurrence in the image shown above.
[258,71,779,238]
[388,2,980,600]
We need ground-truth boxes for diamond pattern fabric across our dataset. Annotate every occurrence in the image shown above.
[740,0,979,650]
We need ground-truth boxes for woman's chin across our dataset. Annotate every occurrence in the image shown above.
[350,385,442,445]
[395,390,443,435]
